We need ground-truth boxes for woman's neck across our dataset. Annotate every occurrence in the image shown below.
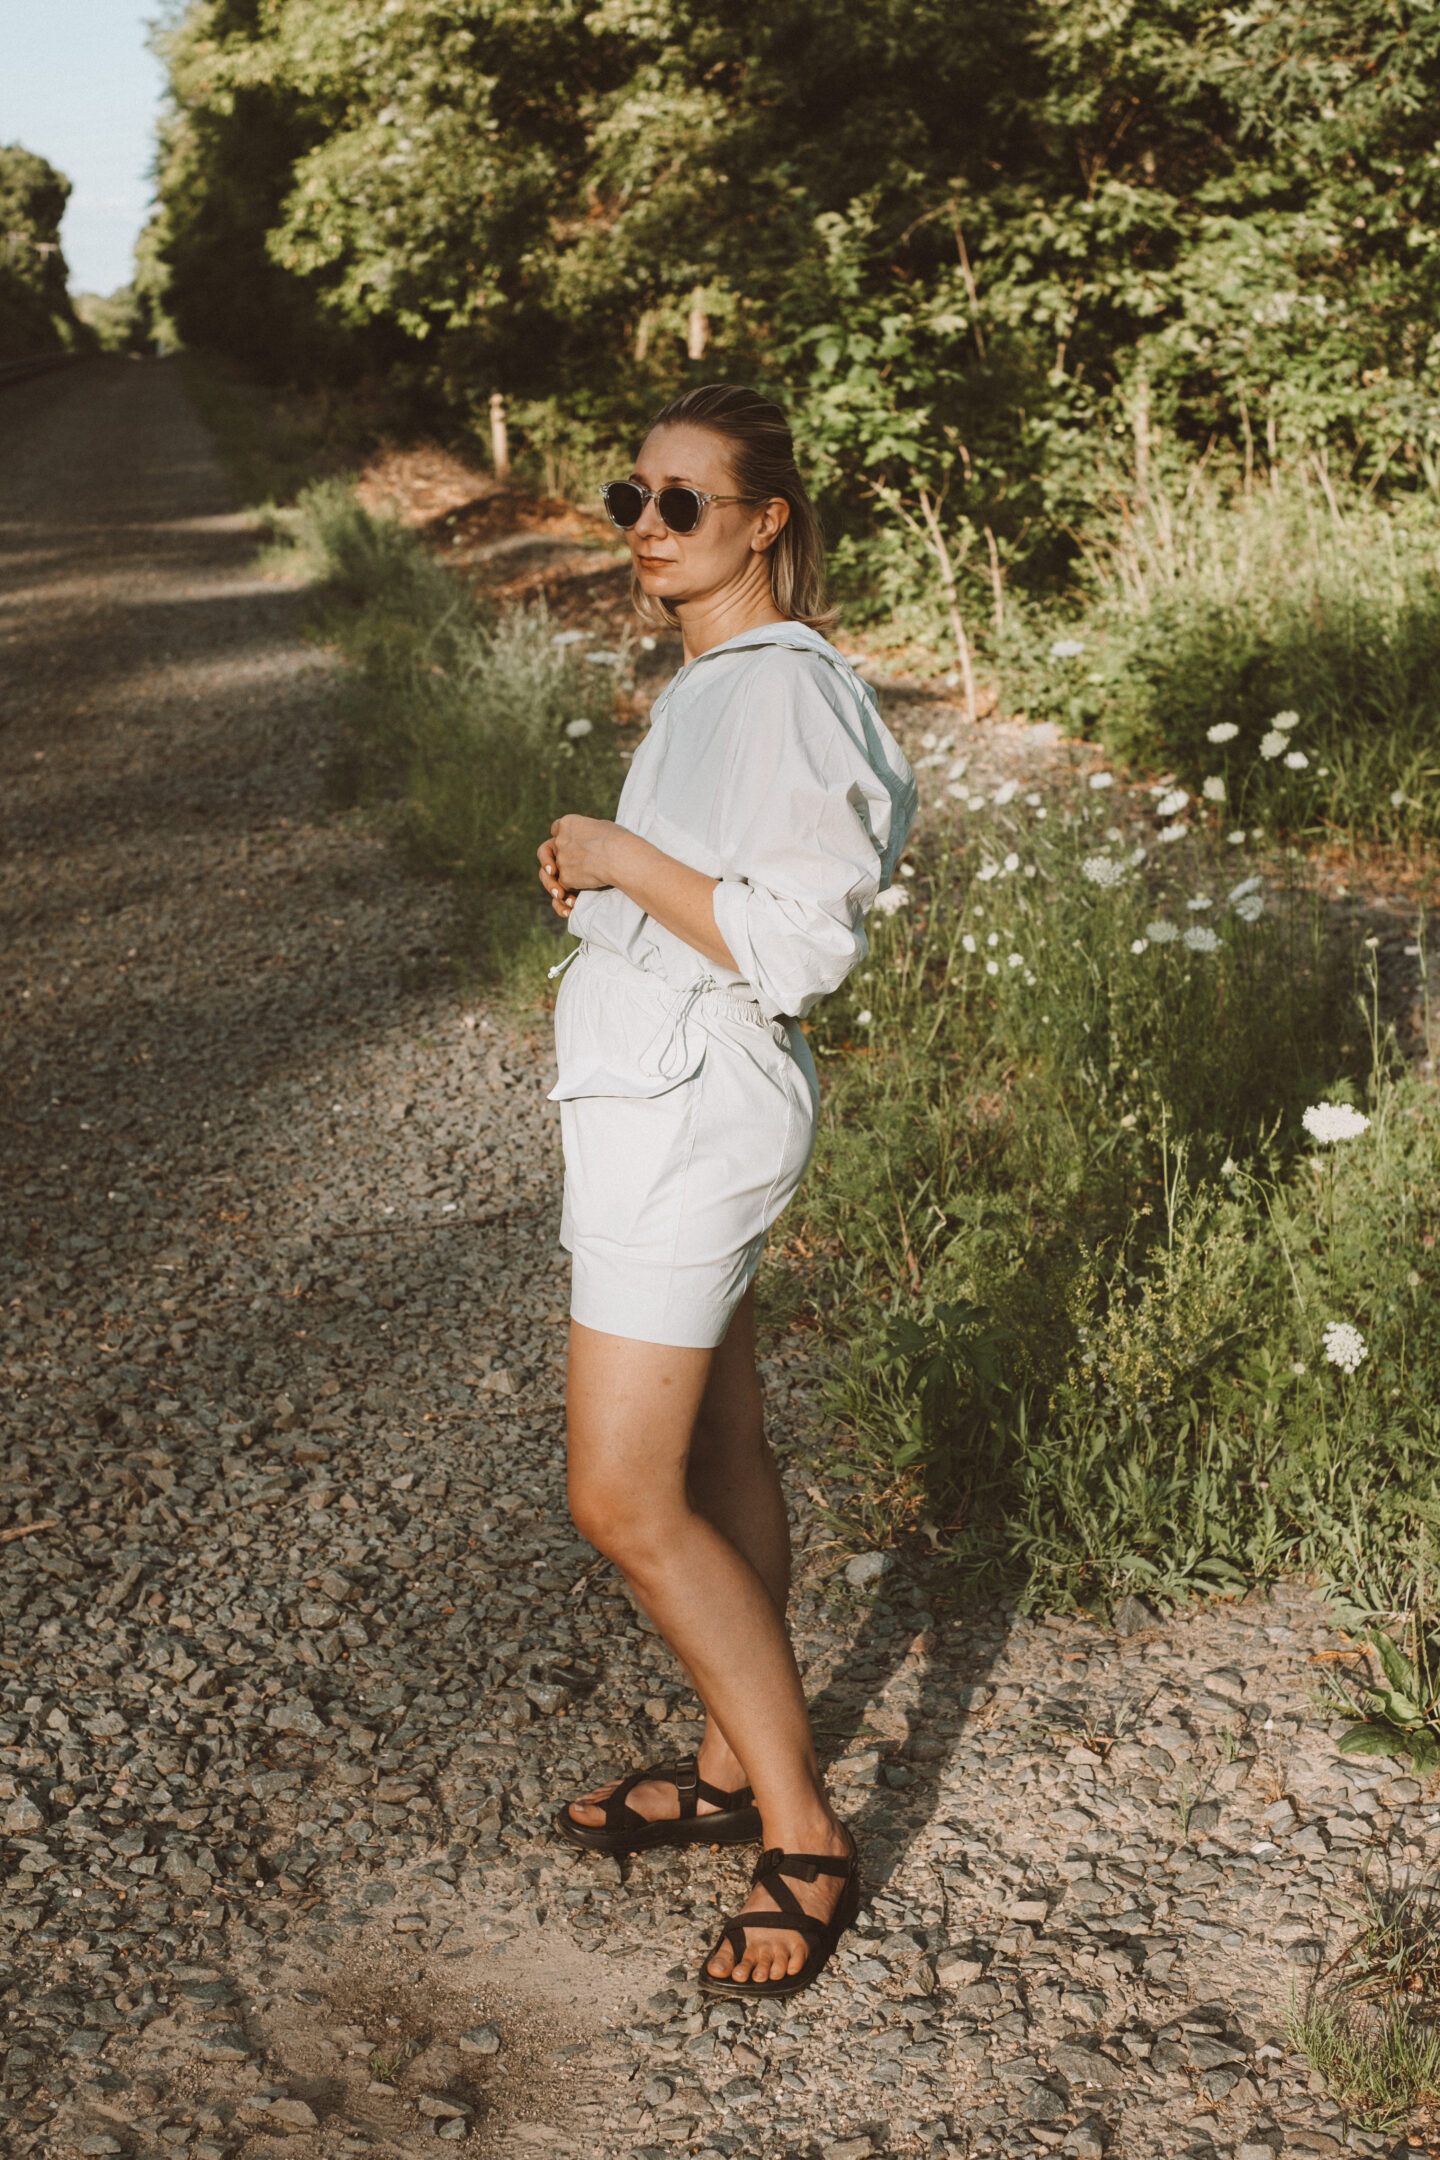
[676,558,786,664]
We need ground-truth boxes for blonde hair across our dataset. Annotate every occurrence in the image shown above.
[630,382,837,633]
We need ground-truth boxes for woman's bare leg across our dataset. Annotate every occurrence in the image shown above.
[563,1303,848,1984]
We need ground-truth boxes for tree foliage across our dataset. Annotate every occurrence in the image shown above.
[146,1,1440,601]
[0,142,85,361]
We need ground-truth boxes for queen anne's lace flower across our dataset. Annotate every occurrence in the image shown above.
[961,933,977,954]
[1284,749,1308,770]
[1227,830,1247,845]
[1089,771,1115,791]
[1183,926,1221,952]
[1186,896,1213,910]
[1155,788,1189,817]
[1050,637,1086,659]
[1322,1320,1367,1374]
[1202,775,1227,802]
[1146,920,1179,943]
[565,717,593,738]
[1233,893,1264,922]
[1302,1101,1370,1143]
[1206,721,1240,743]
[1081,856,1126,887]
[1003,852,1020,873]
[855,1009,873,1027]
[1158,821,1189,843]
[985,959,1000,976]
[1008,952,1023,968]
[1260,731,1286,759]
[1131,937,1149,953]
[872,886,910,916]
[1271,710,1301,732]
[993,780,1019,805]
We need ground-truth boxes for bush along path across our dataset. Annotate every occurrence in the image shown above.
[2,364,1439,2160]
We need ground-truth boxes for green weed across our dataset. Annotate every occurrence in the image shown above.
[789,773,1440,1614]
[1290,1997,1440,2132]
[275,482,627,905]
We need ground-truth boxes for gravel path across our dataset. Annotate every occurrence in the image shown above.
[0,361,1431,2160]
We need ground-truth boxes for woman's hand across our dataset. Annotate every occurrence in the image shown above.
[548,815,620,895]
[537,837,576,919]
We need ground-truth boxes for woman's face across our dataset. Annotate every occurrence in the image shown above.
[623,422,789,611]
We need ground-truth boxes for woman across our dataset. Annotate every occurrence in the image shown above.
[536,383,915,1999]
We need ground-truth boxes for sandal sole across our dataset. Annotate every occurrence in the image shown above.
[553,1805,762,1858]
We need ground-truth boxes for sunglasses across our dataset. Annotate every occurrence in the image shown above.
[600,480,761,536]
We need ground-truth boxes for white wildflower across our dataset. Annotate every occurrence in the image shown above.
[921,731,939,751]
[1158,821,1189,843]
[1206,721,1240,743]
[1227,830,1247,845]
[1129,846,1148,867]
[1221,1157,1238,1176]
[1290,1360,1307,1377]
[1105,826,1124,842]
[1271,709,1301,732]
[1033,805,1048,820]
[1003,852,1020,874]
[1233,893,1264,922]
[1082,855,1125,887]
[1131,937,1149,953]
[961,934,977,954]
[1202,775,1227,802]
[1284,750,1309,770]
[552,629,588,646]
[947,758,969,779]
[1155,788,1189,818]
[1089,771,1115,791]
[1322,1320,1367,1375]
[639,634,657,651]
[1050,637,1086,659]
[994,780,1019,805]
[900,862,916,878]
[1146,920,1179,943]
[1025,792,1042,807]
[585,648,624,666]
[947,782,968,800]
[855,1009,873,1027]
[1183,926,1221,952]
[1024,863,1038,877]
[1259,731,1286,759]
[1302,1101,1370,1144]
[872,886,910,916]
[564,717,594,739]
[1008,952,1023,968]
[1186,896,1213,911]
[986,932,1000,947]
[985,959,1000,976]
[977,862,999,883]
[968,795,987,812]
[1228,874,1262,901]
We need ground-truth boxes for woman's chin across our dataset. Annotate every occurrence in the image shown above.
[635,568,689,604]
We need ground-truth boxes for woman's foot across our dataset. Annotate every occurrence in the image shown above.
[566,1732,747,1829]
[703,1819,854,1986]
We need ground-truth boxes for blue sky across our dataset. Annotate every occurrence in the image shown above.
[0,1,167,296]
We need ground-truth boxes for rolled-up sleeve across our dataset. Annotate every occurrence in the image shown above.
[708,659,899,1018]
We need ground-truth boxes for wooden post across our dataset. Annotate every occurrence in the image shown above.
[489,391,510,483]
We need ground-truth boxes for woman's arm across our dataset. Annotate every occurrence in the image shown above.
[540,816,738,972]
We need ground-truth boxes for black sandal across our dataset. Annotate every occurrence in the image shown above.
[698,1839,860,2000]
[553,1753,761,1857]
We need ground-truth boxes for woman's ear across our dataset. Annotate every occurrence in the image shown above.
[751,497,791,555]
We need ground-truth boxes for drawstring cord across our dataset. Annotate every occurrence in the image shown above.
[649,974,715,1081]
[547,943,583,982]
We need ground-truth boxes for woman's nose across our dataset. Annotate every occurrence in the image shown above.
[632,497,667,540]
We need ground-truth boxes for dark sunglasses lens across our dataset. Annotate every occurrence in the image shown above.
[656,487,702,534]
[602,482,644,528]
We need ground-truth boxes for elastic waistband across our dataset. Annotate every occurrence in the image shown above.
[569,940,767,1026]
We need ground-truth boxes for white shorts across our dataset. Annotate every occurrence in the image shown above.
[551,945,818,1348]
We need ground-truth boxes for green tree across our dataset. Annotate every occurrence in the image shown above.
[0,143,85,361]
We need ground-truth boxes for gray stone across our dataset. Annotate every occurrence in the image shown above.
[844,1553,893,1587]
[459,2023,502,2055]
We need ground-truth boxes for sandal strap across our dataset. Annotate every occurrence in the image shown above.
[752,1846,854,1888]
[718,1911,827,1961]
[586,1755,754,1834]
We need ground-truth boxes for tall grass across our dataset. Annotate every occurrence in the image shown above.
[1010,451,1440,843]
[784,775,1440,1612]
[283,481,628,890]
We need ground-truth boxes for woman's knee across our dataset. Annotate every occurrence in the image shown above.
[567,1462,675,1568]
